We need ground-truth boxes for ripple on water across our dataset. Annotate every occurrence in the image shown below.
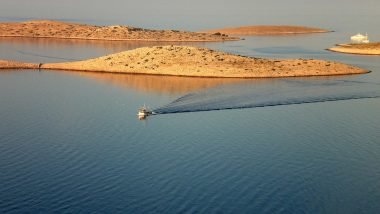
[1,69,380,213]
[154,79,380,115]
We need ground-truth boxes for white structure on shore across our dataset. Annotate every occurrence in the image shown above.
[351,33,369,44]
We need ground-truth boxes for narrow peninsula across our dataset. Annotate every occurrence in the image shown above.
[0,60,39,69]
[204,25,331,35]
[328,43,380,55]
[1,46,366,78]
[0,20,238,42]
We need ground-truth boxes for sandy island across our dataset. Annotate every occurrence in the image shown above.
[0,46,367,78]
[0,20,239,42]
[203,25,331,36]
[328,43,380,55]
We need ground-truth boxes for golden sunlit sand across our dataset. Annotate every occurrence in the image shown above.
[35,46,369,78]
[0,60,39,69]
[0,20,239,42]
[328,43,380,55]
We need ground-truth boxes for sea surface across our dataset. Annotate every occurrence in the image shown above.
[1,13,380,214]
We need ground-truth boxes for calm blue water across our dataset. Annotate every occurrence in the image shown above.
[1,13,380,214]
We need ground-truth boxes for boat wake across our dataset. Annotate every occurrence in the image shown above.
[16,50,78,61]
[154,79,380,114]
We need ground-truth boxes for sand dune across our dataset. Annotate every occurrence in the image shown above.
[0,20,239,42]
[38,45,367,78]
[203,25,331,36]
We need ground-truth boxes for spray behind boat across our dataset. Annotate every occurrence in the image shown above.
[137,104,155,120]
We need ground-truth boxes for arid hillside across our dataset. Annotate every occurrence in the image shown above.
[40,45,367,78]
[0,20,239,42]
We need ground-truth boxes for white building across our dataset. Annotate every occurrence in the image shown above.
[351,33,369,44]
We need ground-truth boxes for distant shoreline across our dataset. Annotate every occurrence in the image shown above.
[328,43,380,55]
[0,35,237,42]
[202,25,332,36]
[0,20,240,42]
[1,46,368,78]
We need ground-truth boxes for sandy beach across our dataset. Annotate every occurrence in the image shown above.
[0,45,364,78]
[0,20,239,42]
[203,25,331,36]
[328,43,380,55]
[0,60,40,69]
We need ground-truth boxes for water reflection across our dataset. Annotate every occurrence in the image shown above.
[0,37,207,63]
[57,70,245,94]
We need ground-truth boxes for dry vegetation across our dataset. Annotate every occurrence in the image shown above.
[0,20,239,42]
[40,46,367,78]
[328,43,380,55]
[203,25,331,35]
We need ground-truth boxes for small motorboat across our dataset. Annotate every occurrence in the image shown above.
[137,105,153,119]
